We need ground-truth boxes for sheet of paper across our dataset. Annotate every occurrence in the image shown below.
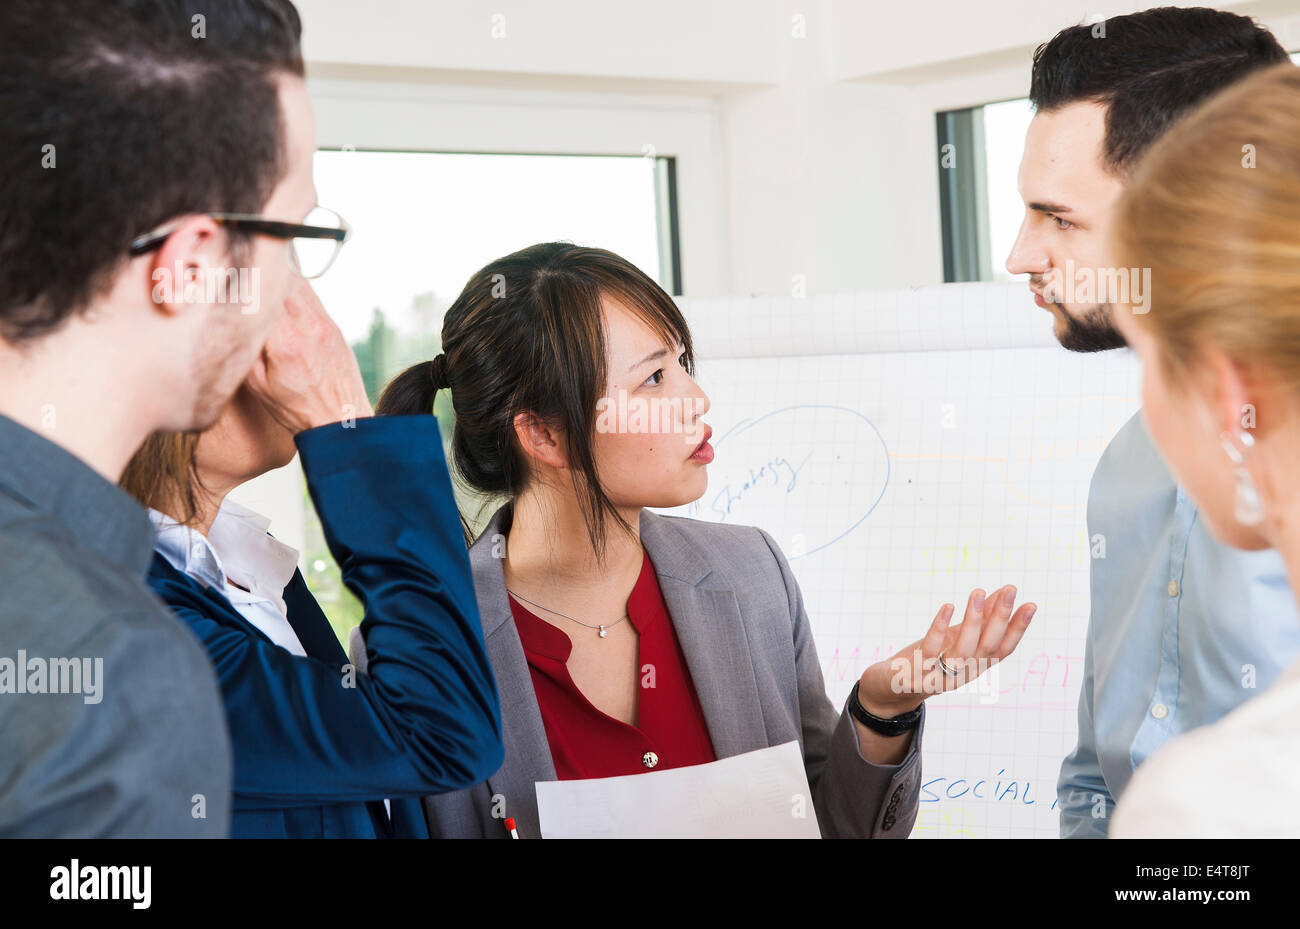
[535,740,821,838]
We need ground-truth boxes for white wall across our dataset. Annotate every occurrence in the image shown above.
[294,0,1300,298]
[241,0,1300,549]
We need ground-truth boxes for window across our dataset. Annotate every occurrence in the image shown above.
[313,149,678,359]
[935,95,1034,283]
[980,98,1035,282]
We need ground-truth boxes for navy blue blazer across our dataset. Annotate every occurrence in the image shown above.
[146,414,504,838]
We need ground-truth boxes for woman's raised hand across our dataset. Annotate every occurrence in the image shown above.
[855,585,1037,717]
[244,274,374,434]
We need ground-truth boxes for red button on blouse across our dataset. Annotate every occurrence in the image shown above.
[508,547,717,780]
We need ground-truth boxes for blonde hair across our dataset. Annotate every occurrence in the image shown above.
[1114,61,1300,390]
[119,431,207,527]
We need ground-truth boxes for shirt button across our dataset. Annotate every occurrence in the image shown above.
[641,751,659,769]
[1151,703,1169,719]
[1167,580,1180,597]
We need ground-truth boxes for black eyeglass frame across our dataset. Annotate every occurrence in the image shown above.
[127,209,351,278]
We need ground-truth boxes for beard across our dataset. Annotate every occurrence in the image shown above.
[1054,302,1128,353]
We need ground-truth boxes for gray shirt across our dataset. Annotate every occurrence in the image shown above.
[0,413,231,836]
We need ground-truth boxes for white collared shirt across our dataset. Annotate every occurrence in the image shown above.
[148,497,307,657]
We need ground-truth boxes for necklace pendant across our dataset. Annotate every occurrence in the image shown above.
[598,625,608,638]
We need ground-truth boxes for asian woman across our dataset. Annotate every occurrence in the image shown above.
[376,242,1037,838]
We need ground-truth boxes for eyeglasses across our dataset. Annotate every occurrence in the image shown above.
[128,205,351,279]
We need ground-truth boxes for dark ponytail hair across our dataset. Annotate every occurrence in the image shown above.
[377,242,694,564]
[377,355,448,429]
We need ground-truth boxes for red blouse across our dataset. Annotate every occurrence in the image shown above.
[508,547,717,779]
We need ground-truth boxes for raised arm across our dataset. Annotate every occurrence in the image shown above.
[154,415,503,806]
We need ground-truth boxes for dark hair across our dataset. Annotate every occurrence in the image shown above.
[0,0,305,345]
[377,243,695,563]
[1029,6,1290,174]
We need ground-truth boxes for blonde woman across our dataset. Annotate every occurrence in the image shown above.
[1106,61,1300,837]
[121,278,504,838]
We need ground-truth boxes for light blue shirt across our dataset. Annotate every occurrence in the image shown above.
[1057,411,1300,837]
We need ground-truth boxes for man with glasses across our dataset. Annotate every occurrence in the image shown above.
[3,0,506,839]
[0,0,322,836]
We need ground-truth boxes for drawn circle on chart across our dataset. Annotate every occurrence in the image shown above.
[688,404,889,558]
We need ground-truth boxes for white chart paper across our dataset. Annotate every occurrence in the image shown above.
[535,740,821,838]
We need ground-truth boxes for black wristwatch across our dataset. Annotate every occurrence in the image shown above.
[848,683,923,737]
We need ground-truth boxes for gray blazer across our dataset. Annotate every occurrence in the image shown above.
[421,502,925,838]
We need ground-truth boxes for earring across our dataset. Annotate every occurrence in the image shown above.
[1219,430,1264,526]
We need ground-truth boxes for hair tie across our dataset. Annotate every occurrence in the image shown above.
[429,353,449,391]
